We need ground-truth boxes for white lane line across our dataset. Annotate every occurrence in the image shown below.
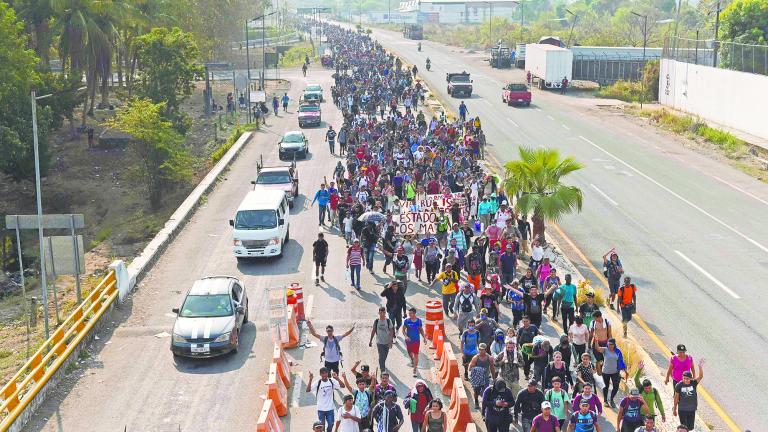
[578,135,768,254]
[535,108,542,112]
[562,124,571,130]
[305,294,315,318]
[547,115,555,120]
[482,99,492,106]
[506,118,519,127]
[589,183,619,206]
[712,176,768,207]
[674,250,741,299]
[291,372,303,407]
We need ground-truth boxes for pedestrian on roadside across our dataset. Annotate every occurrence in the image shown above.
[475,308,499,347]
[552,334,573,373]
[371,390,405,432]
[346,239,364,290]
[335,393,362,432]
[312,183,331,226]
[569,317,589,368]
[616,276,637,337]
[602,248,623,308]
[673,359,705,431]
[424,238,442,284]
[306,367,347,432]
[302,62,308,76]
[578,291,599,329]
[516,315,540,380]
[380,281,404,331]
[571,382,602,417]
[495,337,521,394]
[531,401,561,432]
[593,338,627,408]
[588,311,612,374]
[634,361,666,422]
[543,377,569,430]
[341,374,373,431]
[432,263,460,316]
[272,96,279,116]
[573,353,596,398]
[403,307,426,377]
[506,279,526,328]
[369,307,395,372]
[556,274,578,331]
[313,233,329,286]
[281,92,289,112]
[421,399,447,432]
[453,282,477,333]
[515,379,545,432]
[460,318,480,380]
[306,320,356,374]
[665,344,695,388]
[404,379,433,432]
[567,399,601,432]
[482,378,515,432]
[393,247,411,316]
[469,343,496,408]
[617,388,647,432]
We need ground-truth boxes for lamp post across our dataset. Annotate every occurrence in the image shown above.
[259,11,278,90]
[565,9,578,48]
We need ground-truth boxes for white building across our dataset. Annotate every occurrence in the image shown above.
[398,0,520,25]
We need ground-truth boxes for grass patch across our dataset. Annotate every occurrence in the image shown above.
[645,109,745,155]
[90,227,113,249]
[616,338,641,379]
[596,80,650,103]
[211,126,244,163]
[279,44,317,68]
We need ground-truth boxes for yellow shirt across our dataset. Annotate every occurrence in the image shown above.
[435,270,459,295]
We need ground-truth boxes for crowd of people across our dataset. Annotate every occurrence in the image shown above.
[301,22,704,432]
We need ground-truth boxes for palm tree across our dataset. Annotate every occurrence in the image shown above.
[502,147,584,242]
[14,0,56,68]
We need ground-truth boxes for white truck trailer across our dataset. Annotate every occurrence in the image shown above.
[525,44,573,90]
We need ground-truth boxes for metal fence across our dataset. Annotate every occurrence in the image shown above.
[572,53,659,85]
[664,36,768,76]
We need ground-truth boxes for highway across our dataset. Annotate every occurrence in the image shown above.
[367,27,768,431]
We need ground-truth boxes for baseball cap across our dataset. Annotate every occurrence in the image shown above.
[676,344,687,352]
[361,365,370,372]
[541,401,551,409]
[579,399,590,406]
[313,421,324,428]
[528,379,538,386]
[682,371,693,378]
[630,389,640,396]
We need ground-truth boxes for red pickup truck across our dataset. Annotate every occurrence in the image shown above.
[502,83,531,106]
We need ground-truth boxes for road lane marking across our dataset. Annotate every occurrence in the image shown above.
[506,118,519,127]
[578,135,768,254]
[551,223,743,432]
[291,371,303,407]
[305,294,315,318]
[562,124,570,130]
[535,108,542,112]
[589,183,619,206]
[547,115,555,120]
[482,100,492,106]
[674,250,741,299]
[712,176,768,207]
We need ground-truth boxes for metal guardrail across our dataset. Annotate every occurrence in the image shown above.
[0,270,118,431]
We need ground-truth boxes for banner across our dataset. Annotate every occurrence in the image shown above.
[395,193,468,235]
[416,192,466,211]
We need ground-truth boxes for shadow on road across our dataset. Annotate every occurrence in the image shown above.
[236,240,305,276]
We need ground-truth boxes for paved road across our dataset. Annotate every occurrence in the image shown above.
[366,27,768,431]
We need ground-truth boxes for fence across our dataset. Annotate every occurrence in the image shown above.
[572,53,659,86]
[664,36,768,76]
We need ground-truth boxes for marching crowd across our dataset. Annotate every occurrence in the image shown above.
[302,23,704,432]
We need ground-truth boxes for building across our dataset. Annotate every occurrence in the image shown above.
[398,0,520,25]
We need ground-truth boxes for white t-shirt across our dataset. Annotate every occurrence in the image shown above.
[311,378,340,411]
[569,323,589,345]
[344,216,353,233]
[336,405,361,432]
[531,245,544,261]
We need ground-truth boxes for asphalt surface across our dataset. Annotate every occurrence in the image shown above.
[367,27,768,431]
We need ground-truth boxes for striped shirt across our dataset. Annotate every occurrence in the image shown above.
[347,246,363,266]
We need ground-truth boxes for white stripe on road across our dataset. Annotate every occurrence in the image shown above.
[674,250,741,299]
[306,294,315,318]
[712,176,768,207]
[578,135,768,254]
[562,124,571,130]
[535,108,542,112]
[547,115,555,120]
[589,183,619,206]
[482,100,492,106]
[506,118,519,127]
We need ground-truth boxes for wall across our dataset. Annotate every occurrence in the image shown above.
[660,59,768,140]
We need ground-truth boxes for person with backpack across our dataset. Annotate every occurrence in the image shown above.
[404,379,433,432]
[544,377,570,430]
[459,318,481,380]
[634,361,666,422]
[306,367,347,432]
[516,316,540,380]
[616,389,648,432]
[312,183,331,226]
[371,390,404,432]
[313,233,329,286]
[568,399,601,432]
[515,379,545,432]
[393,247,411,317]
[360,222,379,272]
[326,125,337,154]
[380,281,405,331]
[452,283,476,333]
[481,378,515,432]
[616,276,637,338]
[307,320,356,374]
[342,373,374,430]
[369,307,396,372]
[588,311,611,373]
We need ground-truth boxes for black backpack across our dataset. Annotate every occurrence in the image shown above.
[460,293,474,313]
[321,336,342,361]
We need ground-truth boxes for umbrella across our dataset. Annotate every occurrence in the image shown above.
[358,211,385,223]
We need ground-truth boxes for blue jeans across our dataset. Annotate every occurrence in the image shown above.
[318,409,334,431]
[318,205,327,224]
[350,264,361,288]
[364,246,376,271]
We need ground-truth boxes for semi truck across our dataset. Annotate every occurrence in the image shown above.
[515,43,526,68]
[524,43,573,90]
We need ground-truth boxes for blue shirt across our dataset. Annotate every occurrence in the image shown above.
[312,189,330,206]
[570,411,598,432]
[404,318,422,342]
[500,252,517,274]
[462,330,479,355]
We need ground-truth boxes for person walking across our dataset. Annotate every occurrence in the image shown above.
[380,281,404,331]
[567,399,601,432]
[272,95,279,116]
[578,291,599,329]
[515,379,545,432]
[495,337,521,394]
[306,367,347,431]
[673,359,705,431]
[313,233,329,286]
[360,222,378,272]
[573,354,597,398]
[281,92,289,112]
[307,321,356,374]
[543,377,569,430]
[569,317,589,368]
[616,276,637,337]
[634,416,659,432]
[556,274,577,331]
[459,318,480,380]
[312,183,331,226]
[616,389,647,432]
[404,379,433,431]
[432,264,460,316]
[665,344,695,388]
[347,239,364,290]
[371,390,405,432]
[393,247,411,316]
[453,283,477,333]
[602,249,623,308]
[424,238,442,284]
[593,338,627,408]
[634,361,666,422]
[369,307,395,372]
[326,125,337,154]
[302,62,308,76]
[341,374,373,431]
[482,378,515,432]
[403,307,426,377]
[335,394,362,432]
[531,401,561,432]
[421,400,447,432]
[516,316,540,380]
[458,101,468,122]
[468,343,496,408]
[571,382,602,417]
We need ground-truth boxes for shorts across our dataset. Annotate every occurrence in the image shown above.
[609,278,620,295]
[314,258,327,266]
[594,341,607,362]
[406,341,420,355]
[620,304,634,322]
[324,360,340,374]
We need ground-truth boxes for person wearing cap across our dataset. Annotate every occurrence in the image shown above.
[335,393,362,432]
[634,361,666,422]
[490,328,506,357]
[634,415,658,432]
[665,344,695,388]
[578,290,600,328]
[673,358,705,431]
[313,420,325,431]
[593,338,627,408]
[514,379,545,432]
[617,387,648,432]
[432,263,460,316]
[475,307,499,347]
[371,389,404,432]
[481,378,515,432]
[531,400,561,432]
[351,360,374,386]
[567,398,601,432]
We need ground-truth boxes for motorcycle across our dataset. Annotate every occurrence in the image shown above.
[426,60,431,71]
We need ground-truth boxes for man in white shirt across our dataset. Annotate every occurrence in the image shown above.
[335,394,361,432]
[306,367,346,432]
[568,316,590,365]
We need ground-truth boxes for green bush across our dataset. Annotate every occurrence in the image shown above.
[698,125,745,154]
[596,80,649,102]
[646,109,745,155]
[211,127,243,163]
[279,45,316,68]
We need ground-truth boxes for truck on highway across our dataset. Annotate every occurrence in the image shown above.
[525,43,573,90]
[501,82,531,106]
[489,45,511,68]
[403,24,423,40]
[446,71,473,97]
[515,43,526,68]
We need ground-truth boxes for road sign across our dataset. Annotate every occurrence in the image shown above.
[267,286,288,343]
[5,214,84,230]
[44,235,85,276]
[297,7,332,13]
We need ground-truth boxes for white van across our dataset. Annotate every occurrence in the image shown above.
[230,189,290,259]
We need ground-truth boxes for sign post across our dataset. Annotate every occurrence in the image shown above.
[267,285,288,344]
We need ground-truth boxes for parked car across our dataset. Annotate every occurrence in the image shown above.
[297,103,322,128]
[170,276,249,358]
[502,82,532,106]
[279,130,309,160]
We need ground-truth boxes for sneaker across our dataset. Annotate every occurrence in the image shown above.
[320,275,325,282]
[609,399,616,408]
[315,278,320,286]
[356,286,361,291]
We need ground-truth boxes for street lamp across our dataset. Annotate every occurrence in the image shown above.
[245,10,277,122]
[565,9,578,48]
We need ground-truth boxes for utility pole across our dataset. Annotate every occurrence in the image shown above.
[566,9,577,48]
[245,21,251,123]
[713,0,721,67]
[31,90,51,340]
[520,1,525,43]
[631,11,648,109]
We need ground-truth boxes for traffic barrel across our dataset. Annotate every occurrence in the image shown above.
[290,282,305,321]
[432,327,445,359]
[425,300,444,341]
